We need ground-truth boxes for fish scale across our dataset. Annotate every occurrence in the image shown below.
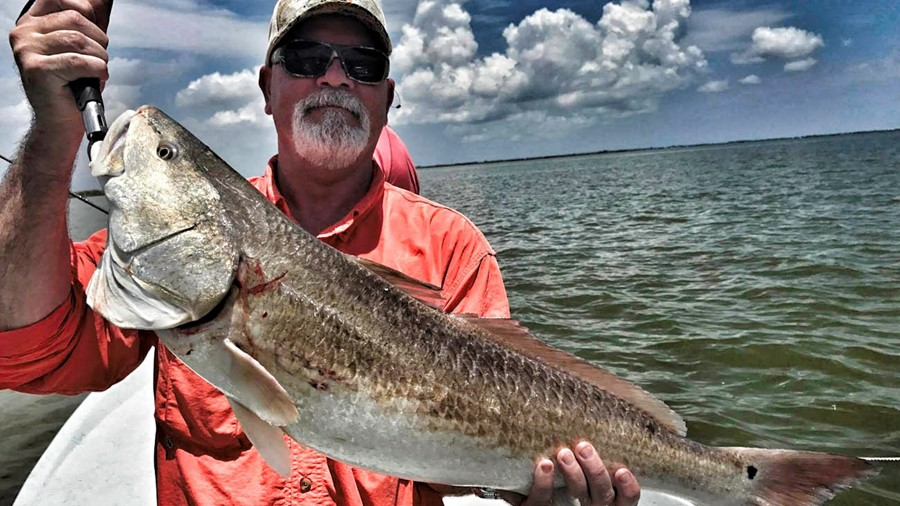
[85,106,878,506]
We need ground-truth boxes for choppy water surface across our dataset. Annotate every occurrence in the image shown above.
[421,132,900,505]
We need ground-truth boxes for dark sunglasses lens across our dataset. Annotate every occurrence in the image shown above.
[340,47,389,83]
[281,41,333,77]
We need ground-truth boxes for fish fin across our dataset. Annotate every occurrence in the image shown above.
[353,256,444,309]
[460,316,688,437]
[220,339,300,426]
[227,397,292,477]
[723,447,879,506]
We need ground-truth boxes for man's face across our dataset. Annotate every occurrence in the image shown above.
[261,14,394,171]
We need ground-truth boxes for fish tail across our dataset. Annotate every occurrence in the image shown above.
[725,447,879,506]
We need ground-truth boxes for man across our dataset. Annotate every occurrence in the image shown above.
[0,1,641,505]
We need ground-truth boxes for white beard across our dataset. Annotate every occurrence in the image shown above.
[292,90,371,171]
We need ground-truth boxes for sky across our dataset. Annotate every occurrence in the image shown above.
[0,0,898,190]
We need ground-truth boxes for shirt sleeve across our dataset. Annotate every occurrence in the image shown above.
[374,126,420,195]
[441,253,510,318]
[0,230,154,394]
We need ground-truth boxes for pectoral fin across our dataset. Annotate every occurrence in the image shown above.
[227,397,292,477]
[217,339,300,427]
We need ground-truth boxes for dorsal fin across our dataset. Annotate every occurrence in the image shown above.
[459,315,688,437]
[353,256,444,309]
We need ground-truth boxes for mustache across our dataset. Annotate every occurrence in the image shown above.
[299,90,367,119]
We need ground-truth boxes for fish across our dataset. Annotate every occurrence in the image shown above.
[85,106,878,506]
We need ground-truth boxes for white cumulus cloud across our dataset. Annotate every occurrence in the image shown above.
[739,74,761,85]
[784,58,817,72]
[698,80,729,93]
[175,68,269,128]
[683,7,792,53]
[176,69,261,109]
[391,0,707,138]
[732,26,824,65]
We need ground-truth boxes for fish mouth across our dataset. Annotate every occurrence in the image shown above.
[90,109,136,178]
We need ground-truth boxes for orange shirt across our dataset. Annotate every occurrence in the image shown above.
[0,160,509,506]
[374,126,419,195]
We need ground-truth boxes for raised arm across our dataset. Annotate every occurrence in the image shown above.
[1,0,112,330]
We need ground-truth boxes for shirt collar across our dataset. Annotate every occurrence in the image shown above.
[261,155,386,240]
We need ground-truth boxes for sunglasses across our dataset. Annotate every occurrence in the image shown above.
[271,40,390,84]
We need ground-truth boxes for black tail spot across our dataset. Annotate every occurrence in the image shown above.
[747,465,758,480]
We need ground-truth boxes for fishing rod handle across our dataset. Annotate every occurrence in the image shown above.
[72,78,108,143]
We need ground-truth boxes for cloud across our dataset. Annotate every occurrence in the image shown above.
[109,57,187,87]
[784,58,817,72]
[392,0,707,137]
[739,74,761,85]
[6,0,268,63]
[176,69,261,109]
[850,50,900,83]
[0,77,30,164]
[732,26,824,65]
[174,68,269,129]
[683,7,792,52]
[166,68,274,176]
[0,99,31,159]
[108,0,268,63]
[698,80,729,93]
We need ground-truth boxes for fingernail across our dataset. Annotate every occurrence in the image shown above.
[539,460,553,474]
[577,442,594,459]
[616,469,633,485]
[559,449,575,465]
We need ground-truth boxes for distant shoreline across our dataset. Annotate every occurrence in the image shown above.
[417,127,900,170]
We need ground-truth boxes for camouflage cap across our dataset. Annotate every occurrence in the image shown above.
[266,0,391,64]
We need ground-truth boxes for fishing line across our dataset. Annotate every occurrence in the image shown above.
[1,152,109,215]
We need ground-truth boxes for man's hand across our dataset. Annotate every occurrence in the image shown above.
[502,442,641,506]
[10,0,113,135]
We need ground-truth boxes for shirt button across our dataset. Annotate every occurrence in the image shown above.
[299,477,312,493]
[164,435,175,449]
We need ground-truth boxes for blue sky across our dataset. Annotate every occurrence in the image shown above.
[0,0,897,190]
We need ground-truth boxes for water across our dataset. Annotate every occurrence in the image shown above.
[2,132,898,504]
[419,131,900,504]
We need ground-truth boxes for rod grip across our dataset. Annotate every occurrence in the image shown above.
[71,78,104,112]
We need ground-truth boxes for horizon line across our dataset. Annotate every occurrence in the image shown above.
[418,126,900,170]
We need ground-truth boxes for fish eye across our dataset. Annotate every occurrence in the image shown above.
[157,142,179,161]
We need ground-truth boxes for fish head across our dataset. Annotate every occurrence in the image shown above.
[86,106,239,330]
